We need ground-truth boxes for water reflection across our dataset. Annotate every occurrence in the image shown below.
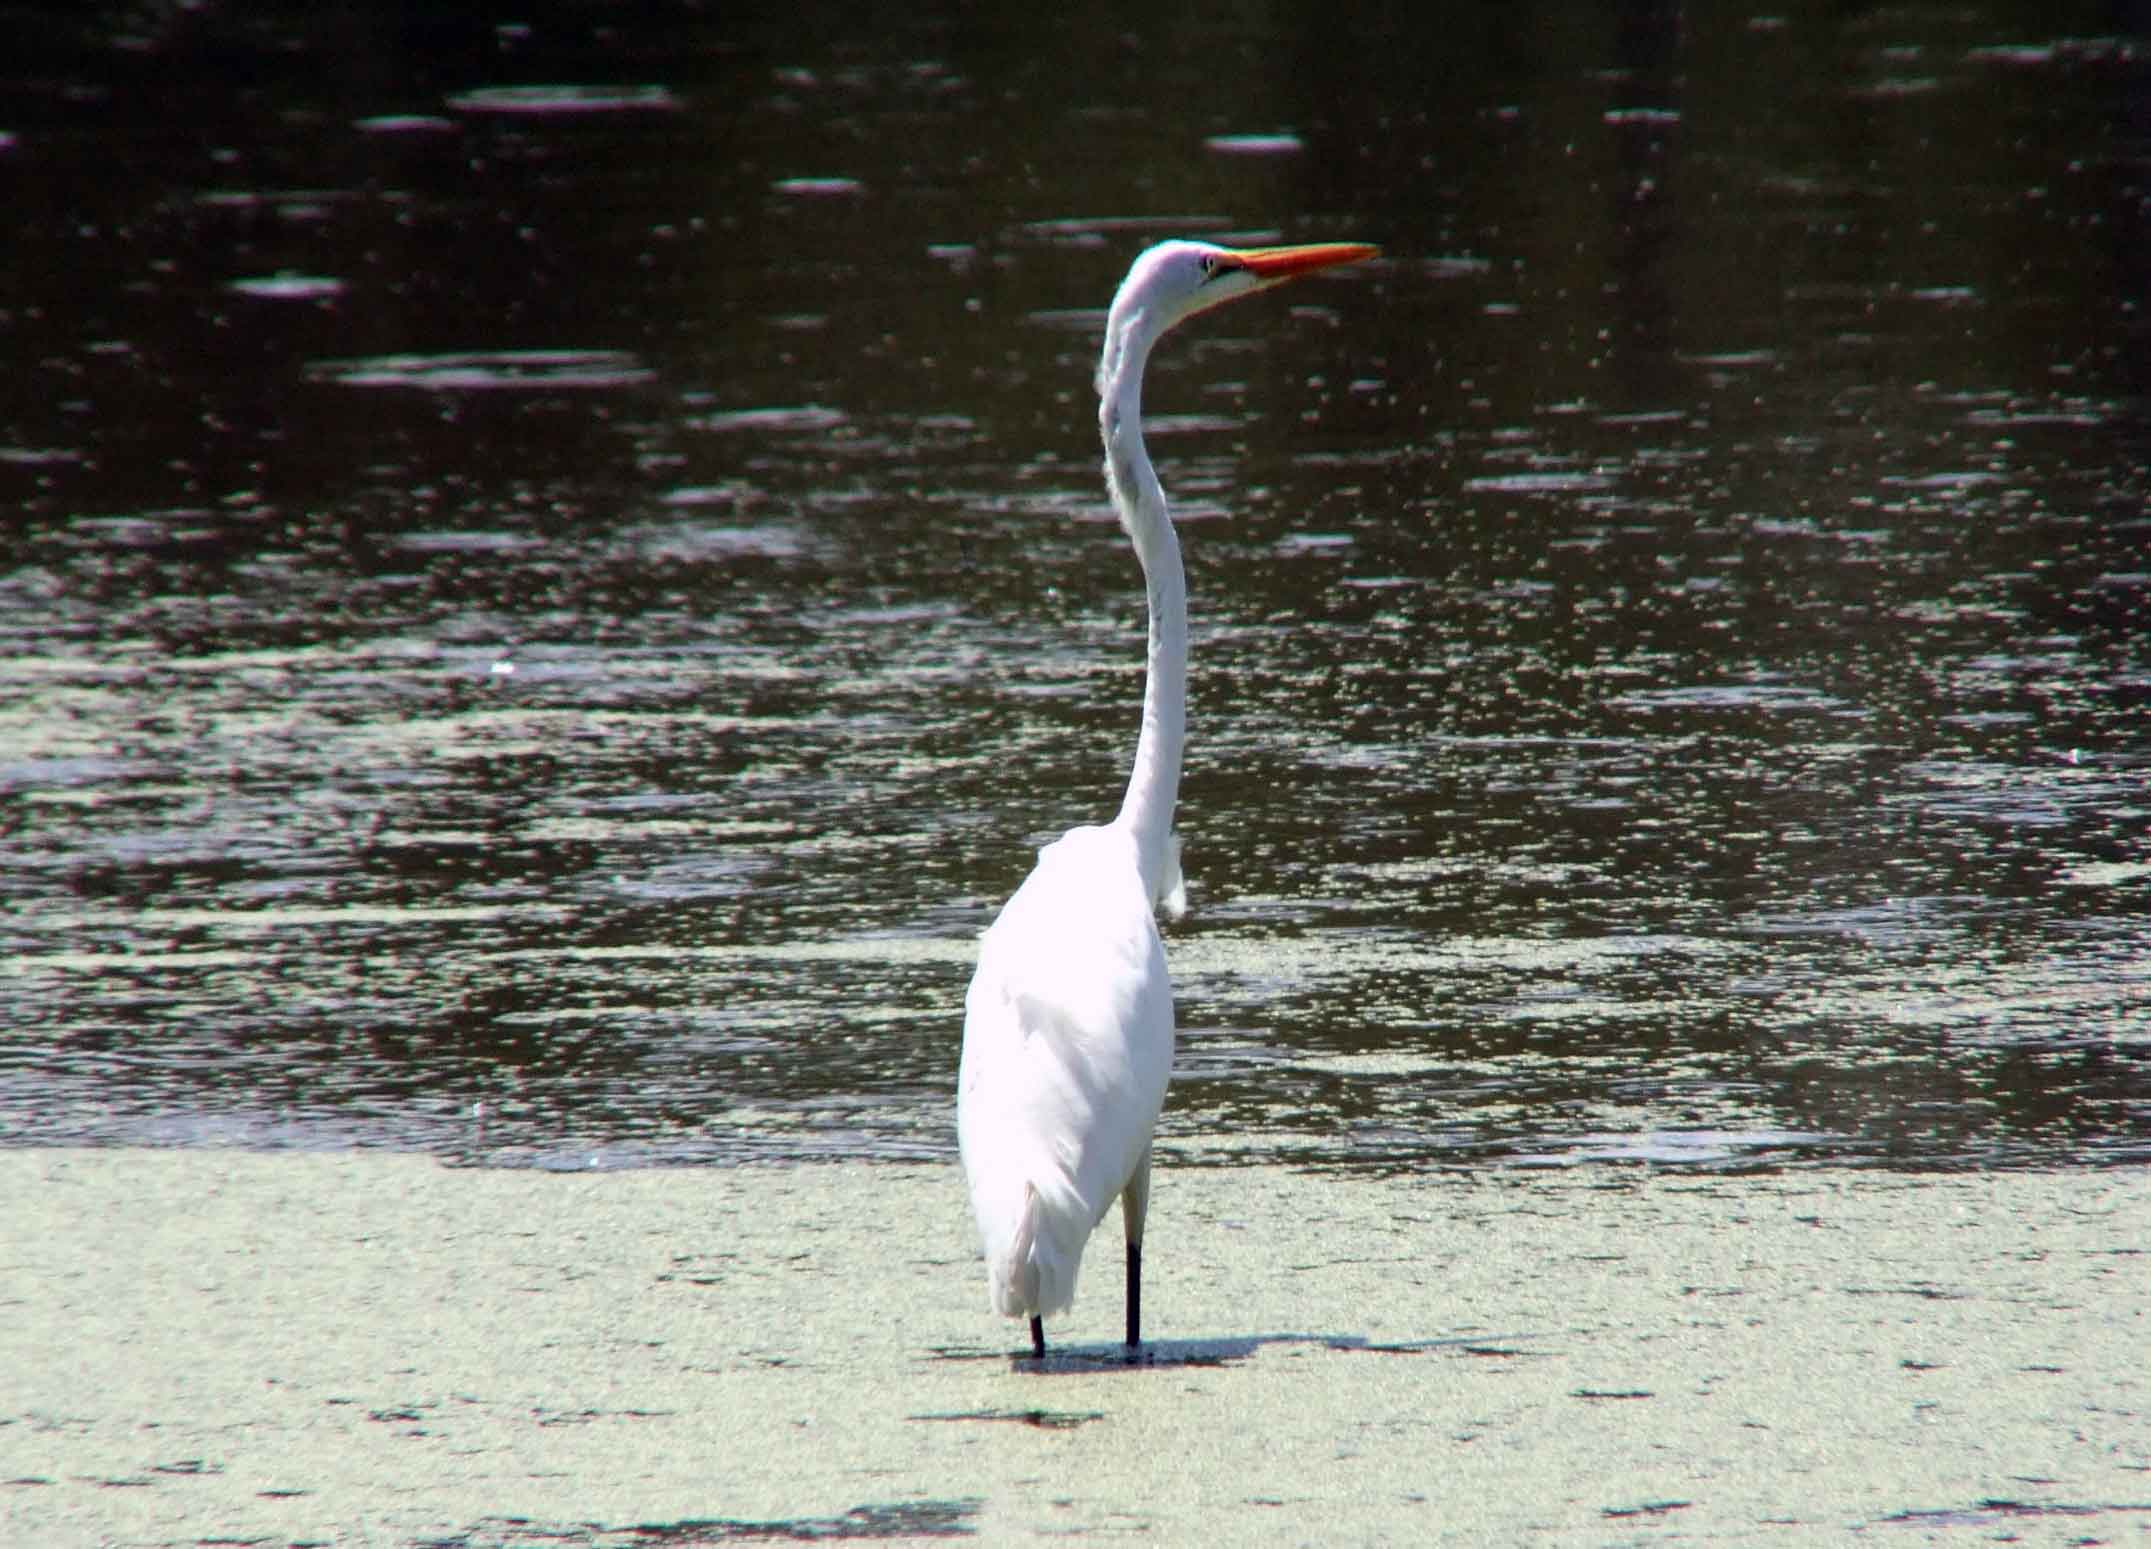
[1,3,2145,1171]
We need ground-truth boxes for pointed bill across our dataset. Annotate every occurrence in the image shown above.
[1227,241,1380,281]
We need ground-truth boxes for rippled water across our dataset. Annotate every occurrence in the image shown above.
[4,4,2147,1171]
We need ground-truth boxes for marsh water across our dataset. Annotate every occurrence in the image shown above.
[4,4,2146,1172]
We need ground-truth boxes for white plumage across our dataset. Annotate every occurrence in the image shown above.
[960,822,1171,1325]
[956,238,1376,1358]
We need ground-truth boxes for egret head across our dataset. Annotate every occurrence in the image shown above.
[1099,239,1377,392]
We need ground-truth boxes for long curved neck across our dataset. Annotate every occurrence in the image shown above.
[1099,316,1187,903]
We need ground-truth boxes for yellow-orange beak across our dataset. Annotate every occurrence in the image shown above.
[1228,241,1380,281]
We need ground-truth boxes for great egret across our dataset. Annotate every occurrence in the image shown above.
[956,238,1377,1359]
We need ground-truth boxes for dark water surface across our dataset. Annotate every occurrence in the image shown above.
[4,3,2147,1171]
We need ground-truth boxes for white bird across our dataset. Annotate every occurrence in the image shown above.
[956,237,1377,1359]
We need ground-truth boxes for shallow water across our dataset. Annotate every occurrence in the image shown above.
[3,4,2147,1171]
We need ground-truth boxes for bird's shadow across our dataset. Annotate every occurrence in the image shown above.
[927,1330,1540,1374]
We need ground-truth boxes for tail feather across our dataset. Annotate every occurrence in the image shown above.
[991,1181,1045,1317]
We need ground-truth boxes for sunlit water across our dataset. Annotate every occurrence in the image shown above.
[3,5,2146,1171]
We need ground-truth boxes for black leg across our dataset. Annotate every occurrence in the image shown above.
[1029,1315,1045,1359]
[1125,1239,1142,1349]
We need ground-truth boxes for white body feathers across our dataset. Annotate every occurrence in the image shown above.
[958,822,1173,1320]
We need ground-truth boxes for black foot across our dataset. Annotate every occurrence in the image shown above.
[1124,1239,1143,1349]
[1029,1315,1045,1359]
